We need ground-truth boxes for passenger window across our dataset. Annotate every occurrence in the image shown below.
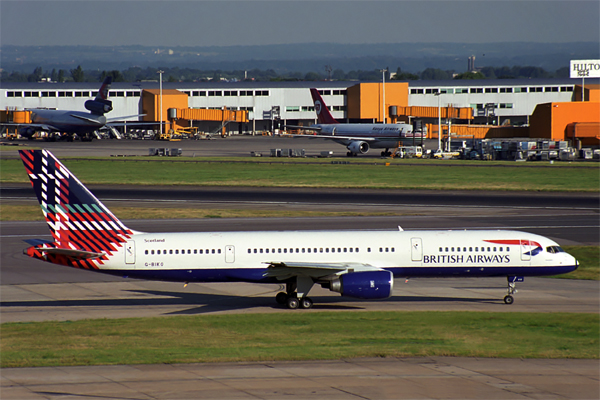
[367,248,370,252]
[193,250,197,254]
[260,249,263,253]
[307,248,311,253]
[320,248,323,253]
[350,248,354,253]
[218,249,221,254]
[391,248,395,252]
[326,248,329,253]
[145,250,148,255]
[212,249,215,254]
[356,248,359,253]
[248,249,251,254]
[175,250,179,254]
[284,249,287,253]
[266,249,269,253]
[469,247,472,252]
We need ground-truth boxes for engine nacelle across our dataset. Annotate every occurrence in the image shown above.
[85,99,113,115]
[327,270,393,299]
[347,141,369,154]
[19,126,36,138]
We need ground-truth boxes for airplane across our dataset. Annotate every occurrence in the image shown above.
[8,77,141,141]
[19,149,578,309]
[288,88,424,157]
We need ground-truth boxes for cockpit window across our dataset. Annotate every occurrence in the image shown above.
[546,246,565,254]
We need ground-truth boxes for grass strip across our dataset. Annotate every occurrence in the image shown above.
[0,204,407,222]
[2,158,598,191]
[1,312,597,368]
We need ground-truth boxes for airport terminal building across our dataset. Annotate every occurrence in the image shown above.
[1,78,598,145]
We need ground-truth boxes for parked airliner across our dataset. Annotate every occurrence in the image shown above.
[20,150,578,309]
[13,77,141,141]
[289,88,424,157]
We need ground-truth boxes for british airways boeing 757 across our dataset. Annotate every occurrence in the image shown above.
[289,89,423,157]
[20,150,578,309]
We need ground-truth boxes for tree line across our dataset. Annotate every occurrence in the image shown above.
[1,65,570,83]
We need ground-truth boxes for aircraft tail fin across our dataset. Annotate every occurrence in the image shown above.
[95,76,112,101]
[19,149,133,269]
[310,88,339,124]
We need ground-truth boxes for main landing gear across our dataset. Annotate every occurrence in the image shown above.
[275,277,314,309]
[504,276,523,304]
[381,149,392,157]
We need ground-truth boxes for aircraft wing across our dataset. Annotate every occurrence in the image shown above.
[70,114,103,124]
[1,122,60,132]
[106,114,147,122]
[264,261,382,280]
[285,125,322,132]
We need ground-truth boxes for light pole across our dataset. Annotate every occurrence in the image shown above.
[379,68,387,123]
[434,92,442,152]
[157,70,164,136]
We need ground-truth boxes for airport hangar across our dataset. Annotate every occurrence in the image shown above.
[2,79,599,146]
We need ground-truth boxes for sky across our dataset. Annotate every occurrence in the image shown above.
[1,0,599,47]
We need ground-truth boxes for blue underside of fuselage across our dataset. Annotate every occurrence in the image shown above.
[99,265,579,283]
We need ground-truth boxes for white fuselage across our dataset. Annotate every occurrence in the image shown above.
[101,229,578,283]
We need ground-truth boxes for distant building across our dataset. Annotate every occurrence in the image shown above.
[468,56,476,72]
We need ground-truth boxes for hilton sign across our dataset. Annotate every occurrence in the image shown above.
[570,60,600,78]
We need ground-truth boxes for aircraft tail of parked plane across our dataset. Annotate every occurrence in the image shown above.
[20,149,579,309]
[310,88,339,124]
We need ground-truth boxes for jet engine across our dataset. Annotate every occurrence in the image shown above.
[84,99,113,115]
[347,141,369,154]
[325,270,393,299]
[19,126,36,139]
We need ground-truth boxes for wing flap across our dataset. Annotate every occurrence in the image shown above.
[264,261,380,280]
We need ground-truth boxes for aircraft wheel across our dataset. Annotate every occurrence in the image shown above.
[503,295,514,305]
[287,297,300,309]
[275,292,288,305]
[300,297,313,309]
[346,152,352,157]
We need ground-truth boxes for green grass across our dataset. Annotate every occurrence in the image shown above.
[1,157,598,191]
[1,312,597,368]
[0,204,403,221]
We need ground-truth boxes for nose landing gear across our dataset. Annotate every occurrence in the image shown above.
[504,276,523,304]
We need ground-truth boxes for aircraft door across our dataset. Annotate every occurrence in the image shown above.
[225,245,235,263]
[125,240,136,265]
[520,239,531,262]
[411,238,422,262]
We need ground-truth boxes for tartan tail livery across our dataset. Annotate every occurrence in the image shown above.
[19,149,137,270]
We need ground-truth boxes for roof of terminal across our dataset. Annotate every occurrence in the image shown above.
[2,78,597,90]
